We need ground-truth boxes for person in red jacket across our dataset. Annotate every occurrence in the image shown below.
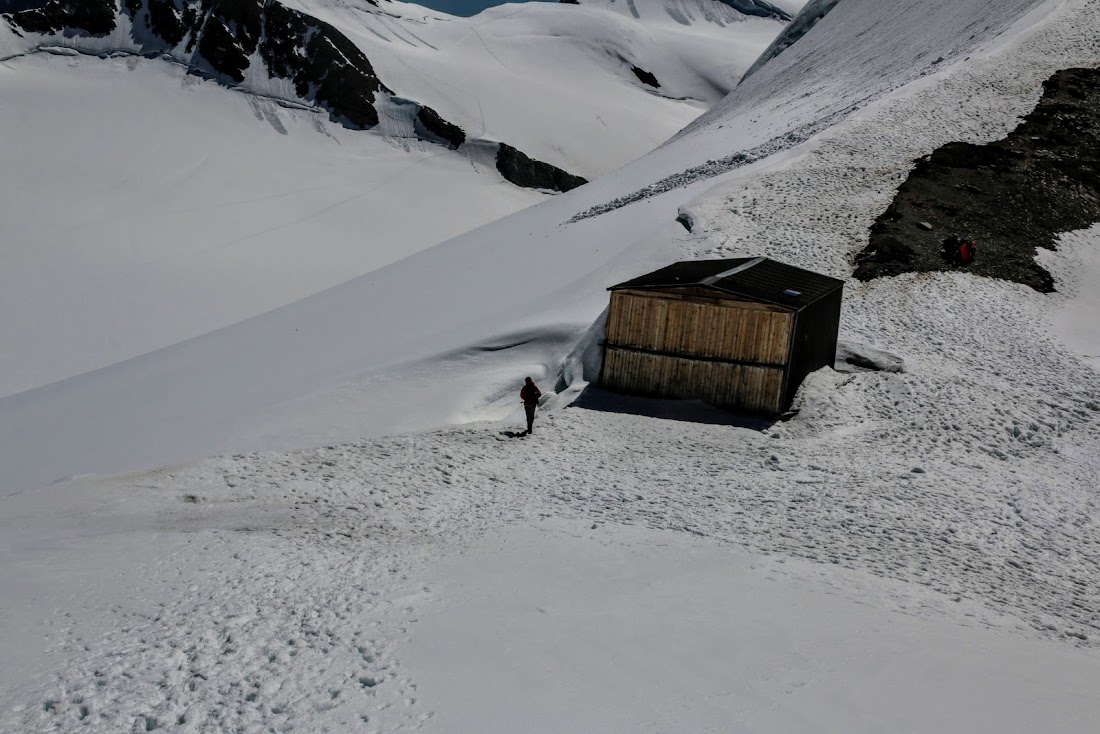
[520,377,542,435]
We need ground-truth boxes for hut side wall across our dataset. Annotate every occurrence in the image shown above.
[784,287,843,408]
[601,349,785,415]
[605,291,793,365]
[603,290,795,414]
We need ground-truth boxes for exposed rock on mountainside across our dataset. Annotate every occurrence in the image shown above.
[260,1,388,128]
[856,66,1100,292]
[717,0,792,21]
[3,0,590,188]
[631,64,660,88]
[568,0,791,22]
[497,143,589,193]
[415,105,467,150]
[3,0,116,35]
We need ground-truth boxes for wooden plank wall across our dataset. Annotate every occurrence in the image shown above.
[606,291,793,365]
[602,349,785,415]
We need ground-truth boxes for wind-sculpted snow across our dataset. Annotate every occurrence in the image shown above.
[4,0,1100,728]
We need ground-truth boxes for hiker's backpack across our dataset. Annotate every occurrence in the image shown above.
[959,239,976,265]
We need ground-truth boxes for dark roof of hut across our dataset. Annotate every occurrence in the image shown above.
[608,257,844,309]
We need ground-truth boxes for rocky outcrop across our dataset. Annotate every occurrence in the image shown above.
[260,2,389,128]
[631,65,660,88]
[4,0,116,36]
[855,67,1100,292]
[716,0,792,21]
[740,0,841,81]
[496,144,588,193]
[5,0,390,128]
[416,105,466,149]
[4,0,588,194]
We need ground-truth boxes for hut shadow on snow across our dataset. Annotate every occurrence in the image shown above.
[569,384,776,430]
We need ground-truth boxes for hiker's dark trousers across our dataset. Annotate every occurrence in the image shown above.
[524,403,537,433]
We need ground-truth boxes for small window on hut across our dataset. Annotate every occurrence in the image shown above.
[783,289,802,297]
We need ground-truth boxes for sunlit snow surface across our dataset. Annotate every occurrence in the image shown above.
[3,409,1099,731]
[2,0,1100,730]
[0,0,787,396]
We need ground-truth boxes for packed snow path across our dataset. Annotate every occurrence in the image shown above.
[5,395,1098,732]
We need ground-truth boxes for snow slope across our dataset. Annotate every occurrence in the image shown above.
[0,0,789,396]
[293,0,796,176]
[2,0,1096,495]
[3,0,1100,729]
[0,53,542,397]
[2,408,1098,731]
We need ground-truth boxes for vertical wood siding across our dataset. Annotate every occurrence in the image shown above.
[601,349,785,415]
[606,291,793,365]
[602,290,797,414]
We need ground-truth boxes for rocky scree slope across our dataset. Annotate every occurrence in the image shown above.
[857,66,1100,292]
[1,0,588,191]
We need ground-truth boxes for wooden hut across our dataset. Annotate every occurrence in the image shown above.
[601,257,844,415]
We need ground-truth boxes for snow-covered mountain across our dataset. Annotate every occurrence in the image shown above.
[2,0,791,179]
[5,0,1094,495]
[0,0,791,397]
[3,0,1100,731]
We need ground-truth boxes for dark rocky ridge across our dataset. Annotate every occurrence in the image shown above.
[415,105,466,150]
[260,1,388,128]
[560,0,790,21]
[497,144,588,193]
[5,0,389,126]
[4,0,117,35]
[740,0,840,81]
[631,64,659,88]
[717,0,792,21]
[856,67,1100,292]
[4,0,588,191]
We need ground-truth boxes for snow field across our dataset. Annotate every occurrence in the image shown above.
[2,0,1086,491]
[1039,224,1100,371]
[293,0,788,177]
[408,521,1100,733]
[666,0,1100,639]
[3,1,1100,728]
[0,0,787,399]
[0,52,545,397]
[4,402,1098,731]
